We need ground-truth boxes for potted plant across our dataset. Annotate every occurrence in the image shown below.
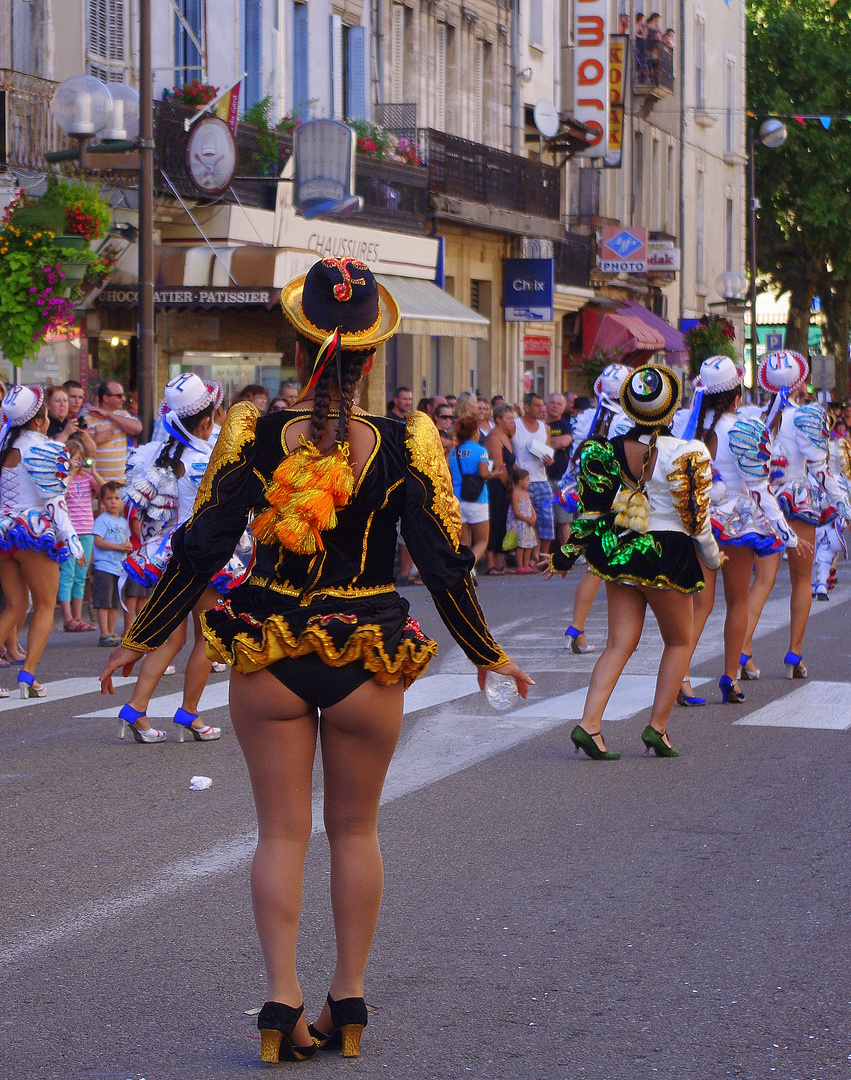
[162,79,219,108]
[0,192,75,365]
[684,314,737,377]
[39,175,113,247]
[566,346,625,392]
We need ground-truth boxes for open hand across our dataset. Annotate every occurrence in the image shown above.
[99,644,144,694]
[477,659,535,699]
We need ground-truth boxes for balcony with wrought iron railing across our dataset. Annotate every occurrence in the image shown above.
[633,43,675,97]
[419,128,561,222]
[1,69,72,171]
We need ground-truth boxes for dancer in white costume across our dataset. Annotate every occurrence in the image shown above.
[0,386,85,699]
[811,432,851,600]
[750,351,849,678]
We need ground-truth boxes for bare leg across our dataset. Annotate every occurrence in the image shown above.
[787,520,816,656]
[125,620,188,731]
[569,570,602,648]
[577,581,645,750]
[642,585,696,736]
[682,565,716,696]
[742,552,780,670]
[314,677,404,1033]
[10,550,60,688]
[180,588,220,729]
[229,667,318,1047]
[469,519,489,565]
[719,544,756,683]
[0,558,30,670]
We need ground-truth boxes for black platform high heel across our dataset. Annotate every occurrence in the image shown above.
[257,1002,317,1063]
[308,994,368,1057]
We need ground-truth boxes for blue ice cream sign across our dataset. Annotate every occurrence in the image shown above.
[504,259,554,322]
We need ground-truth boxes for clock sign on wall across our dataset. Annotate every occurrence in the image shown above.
[185,116,237,195]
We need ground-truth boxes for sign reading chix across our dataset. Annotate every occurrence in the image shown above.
[573,0,609,158]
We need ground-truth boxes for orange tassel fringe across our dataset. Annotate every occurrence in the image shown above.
[252,439,355,555]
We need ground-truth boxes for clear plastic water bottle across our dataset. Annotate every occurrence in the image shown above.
[484,670,519,712]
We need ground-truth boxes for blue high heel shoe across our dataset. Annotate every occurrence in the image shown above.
[18,671,46,699]
[783,651,807,679]
[118,703,166,743]
[719,675,745,704]
[676,678,705,707]
[173,706,222,743]
[564,625,595,654]
[738,653,760,681]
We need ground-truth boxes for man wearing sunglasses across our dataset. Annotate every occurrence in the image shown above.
[86,380,142,484]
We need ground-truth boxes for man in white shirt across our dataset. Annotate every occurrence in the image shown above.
[511,393,555,555]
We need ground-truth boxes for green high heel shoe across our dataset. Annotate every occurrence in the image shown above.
[570,725,621,760]
[640,726,679,758]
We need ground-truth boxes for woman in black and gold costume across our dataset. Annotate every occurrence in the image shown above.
[545,365,721,760]
[100,258,531,1062]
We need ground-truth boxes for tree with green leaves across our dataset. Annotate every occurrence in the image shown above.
[747,0,851,399]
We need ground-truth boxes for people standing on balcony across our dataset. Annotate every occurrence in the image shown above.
[646,13,663,80]
[511,393,555,558]
[85,380,143,484]
[663,27,675,51]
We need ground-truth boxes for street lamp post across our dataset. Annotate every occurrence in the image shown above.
[748,118,788,396]
[47,0,156,436]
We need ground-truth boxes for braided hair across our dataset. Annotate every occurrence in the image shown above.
[155,402,214,472]
[296,332,373,454]
[695,387,740,443]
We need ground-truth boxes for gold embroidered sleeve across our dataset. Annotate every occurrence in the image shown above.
[193,400,259,517]
[667,449,712,535]
[404,410,461,548]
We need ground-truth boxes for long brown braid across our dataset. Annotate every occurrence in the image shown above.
[298,333,372,453]
[696,387,739,442]
[636,428,659,489]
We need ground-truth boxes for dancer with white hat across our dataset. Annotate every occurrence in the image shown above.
[0,385,86,698]
[117,373,226,742]
[557,363,632,654]
[683,355,798,703]
[746,351,849,678]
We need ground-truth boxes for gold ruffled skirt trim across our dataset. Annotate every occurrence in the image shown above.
[201,612,438,689]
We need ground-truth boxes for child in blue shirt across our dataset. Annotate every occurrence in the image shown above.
[92,482,133,646]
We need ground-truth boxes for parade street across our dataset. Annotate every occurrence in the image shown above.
[1,566,849,1080]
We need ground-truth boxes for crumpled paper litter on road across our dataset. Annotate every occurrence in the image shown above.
[189,775,212,791]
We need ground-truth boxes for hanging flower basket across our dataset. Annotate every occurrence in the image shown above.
[54,234,89,251]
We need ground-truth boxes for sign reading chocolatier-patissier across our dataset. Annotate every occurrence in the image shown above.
[99,287,278,308]
[573,0,609,158]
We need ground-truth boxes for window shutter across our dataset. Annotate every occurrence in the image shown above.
[330,13,344,119]
[292,2,309,119]
[87,0,125,81]
[244,0,262,110]
[530,0,543,47]
[434,23,446,130]
[391,4,404,101]
[346,25,366,119]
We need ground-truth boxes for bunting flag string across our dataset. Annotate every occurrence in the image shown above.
[747,110,848,128]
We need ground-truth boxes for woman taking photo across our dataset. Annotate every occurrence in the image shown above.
[483,403,516,573]
[101,259,530,1061]
[449,413,501,571]
[684,356,796,702]
[0,385,86,698]
[545,365,721,759]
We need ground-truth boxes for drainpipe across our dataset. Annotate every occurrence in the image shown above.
[678,0,686,332]
[510,0,519,155]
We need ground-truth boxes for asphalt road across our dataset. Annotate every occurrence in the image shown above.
[1,563,849,1080]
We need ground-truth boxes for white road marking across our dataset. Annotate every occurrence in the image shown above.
[734,682,851,730]
[0,676,135,713]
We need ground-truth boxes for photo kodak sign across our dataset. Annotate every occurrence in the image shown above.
[573,0,609,158]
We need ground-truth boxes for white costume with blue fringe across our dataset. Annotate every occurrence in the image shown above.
[770,402,850,526]
[708,413,795,555]
[0,431,84,563]
[812,436,851,595]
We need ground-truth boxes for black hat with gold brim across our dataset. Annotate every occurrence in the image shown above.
[620,363,682,428]
[281,257,400,350]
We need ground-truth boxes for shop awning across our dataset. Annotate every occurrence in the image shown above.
[377,275,490,340]
[584,309,666,363]
[615,300,688,366]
